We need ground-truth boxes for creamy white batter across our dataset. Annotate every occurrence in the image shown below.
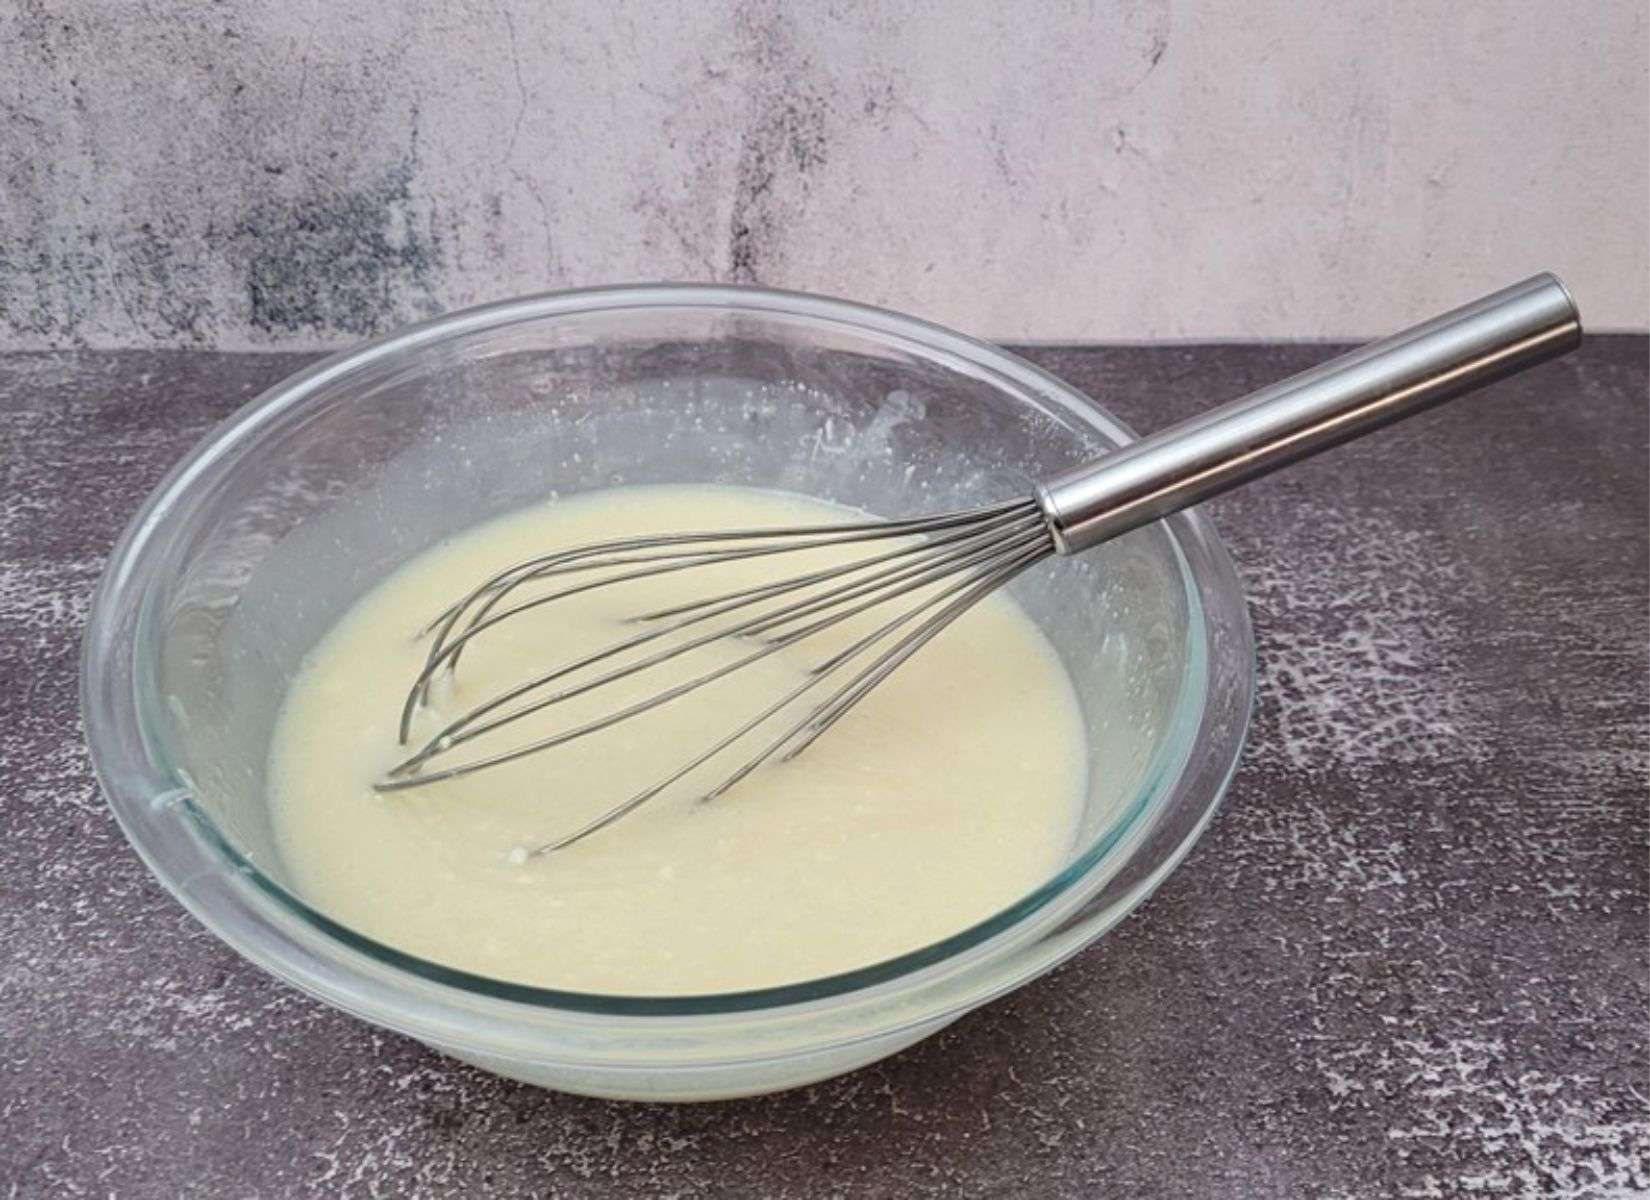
[270,485,1088,994]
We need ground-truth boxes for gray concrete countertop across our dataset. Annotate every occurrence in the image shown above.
[3,340,1645,1198]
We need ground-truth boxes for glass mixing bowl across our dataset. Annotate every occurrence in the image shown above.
[82,284,1253,1101]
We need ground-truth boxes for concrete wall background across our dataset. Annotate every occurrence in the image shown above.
[2,0,1646,350]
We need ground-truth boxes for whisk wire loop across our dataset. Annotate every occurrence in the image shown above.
[382,503,1053,804]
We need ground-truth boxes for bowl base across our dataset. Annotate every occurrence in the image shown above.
[427,1016,959,1102]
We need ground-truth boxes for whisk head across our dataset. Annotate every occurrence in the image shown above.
[376,496,1055,852]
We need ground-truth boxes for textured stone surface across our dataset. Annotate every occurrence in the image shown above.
[1,340,1646,1197]
[1,0,1647,348]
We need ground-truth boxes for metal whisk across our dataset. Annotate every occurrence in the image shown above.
[377,275,1580,852]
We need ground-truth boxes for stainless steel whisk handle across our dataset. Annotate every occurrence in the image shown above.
[1036,273,1582,555]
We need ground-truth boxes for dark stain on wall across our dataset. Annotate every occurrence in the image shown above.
[0,237,102,344]
[236,161,442,337]
[725,4,831,284]
[112,220,213,342]
[728,96,829,283]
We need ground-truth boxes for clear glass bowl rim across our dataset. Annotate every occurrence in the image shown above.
[81,282,1254,1061]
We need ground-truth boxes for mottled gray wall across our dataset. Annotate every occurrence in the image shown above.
[2,0,1646,349]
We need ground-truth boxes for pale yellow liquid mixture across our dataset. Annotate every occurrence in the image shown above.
[270,486,1088,994]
